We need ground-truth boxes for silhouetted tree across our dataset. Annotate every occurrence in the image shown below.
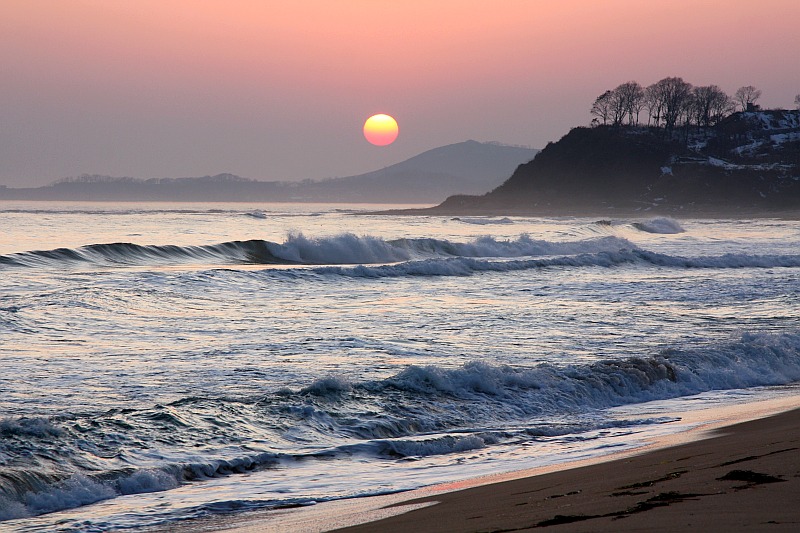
[644,83,666,126]
[615,81,645,125]
[691,85,734,127]
[594,77,739,130]
[795,94,800,110]
[608,87,627,126]
[592,83,645,126]
[653,77,693,132]
[590,91,614,125]
[710,88,736,124]
[735,85,762,111]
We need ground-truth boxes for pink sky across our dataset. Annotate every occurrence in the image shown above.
[1,0,798,186]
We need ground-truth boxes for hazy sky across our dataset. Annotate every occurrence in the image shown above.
[2,0,799,187]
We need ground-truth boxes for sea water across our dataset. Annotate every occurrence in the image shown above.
[1,201,799,531]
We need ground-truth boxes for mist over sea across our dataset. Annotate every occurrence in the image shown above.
[1,201,799,531]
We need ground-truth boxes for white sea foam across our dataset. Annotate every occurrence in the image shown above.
[300,376,354,396]
[265,233,413,264]
[2,332,799,524]
[2,207,798,532]
[452,217,514,225]
[632,217,686,234]
[23,474,116,516]
[305,250,800,279]
[0,495,29,520]
[363,333,800,420]
[244,210,268,219]
[0,234,635,268]
[0,417,63,438]
[383,435,488,457]
[117,469,180,495]
[263,233,634,264]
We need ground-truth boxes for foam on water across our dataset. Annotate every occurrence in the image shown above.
[632,217,686,234]
[0,234,634,269]
[2,331,799,522]
[1,207,798,531]
[452,217,515,225]
[308,249,800,279]
[5,232,797,279]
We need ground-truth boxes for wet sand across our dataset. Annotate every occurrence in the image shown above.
[334,405,800,532]
[164,396,800,532]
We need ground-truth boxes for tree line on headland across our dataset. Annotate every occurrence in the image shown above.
[590,77,800,131]
[426,80,800,215]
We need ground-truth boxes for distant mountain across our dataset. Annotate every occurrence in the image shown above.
[296,140,538,202]
[0,141,538,203]
[418,111,800,216]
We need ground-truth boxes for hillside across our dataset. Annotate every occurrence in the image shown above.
[0,141,537,203]
[426,110,800,216]
[299,140,537,202]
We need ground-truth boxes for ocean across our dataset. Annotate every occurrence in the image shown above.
[1,201,799,532]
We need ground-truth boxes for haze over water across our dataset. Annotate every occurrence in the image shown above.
[2,1,799,530]
[1,202,799,530]
[3,1,798,186]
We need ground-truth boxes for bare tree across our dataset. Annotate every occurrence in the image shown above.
[795,94,800,110]
[645,83,665,126]
[615,81,645,125]
[652,77,693,131]
[592,78,762,129]
[590,91,614,125]
[686,91,704,127]
[608,87,627,126]
[710,90,736,124]
[591,83,646,126]
[734,85,762,111]
[692,85,734,127]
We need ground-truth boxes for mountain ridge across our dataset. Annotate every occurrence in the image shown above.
[0,141,537,204]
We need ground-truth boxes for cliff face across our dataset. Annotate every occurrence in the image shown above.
[437,110,800,214]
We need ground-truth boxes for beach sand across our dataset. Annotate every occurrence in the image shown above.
[166,396,800,533]
[333,406,800,532]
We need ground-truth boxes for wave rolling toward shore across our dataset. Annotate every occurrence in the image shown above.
[0,204,798,531]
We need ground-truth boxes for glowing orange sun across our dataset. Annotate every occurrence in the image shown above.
[363,114,399,146]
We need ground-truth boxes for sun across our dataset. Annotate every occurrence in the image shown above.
[363,114,399,146]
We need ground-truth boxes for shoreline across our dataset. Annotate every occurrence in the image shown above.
[1,198,798,220]
[334,401,800,532]
[159,394,800,533]
[368,205,800,220]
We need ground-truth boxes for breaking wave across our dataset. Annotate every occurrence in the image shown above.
[0,234,633,269]
[452,217,514,225]
[632,217,686,234]
[2,331,799,521]
[4,231,798,276]
[307,249,800,279]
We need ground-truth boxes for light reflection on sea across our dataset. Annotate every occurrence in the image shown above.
[0,201,798,531]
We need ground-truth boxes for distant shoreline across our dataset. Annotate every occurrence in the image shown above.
[369,205,800,220]
[2,198,797,220]
[0,141,538,205]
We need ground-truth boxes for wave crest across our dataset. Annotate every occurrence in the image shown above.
[2,332,799,521]
[0,234,634,269]
[633,217,686,234]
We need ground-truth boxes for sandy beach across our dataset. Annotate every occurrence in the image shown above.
[332,406,800,532]
[160,396,800,533]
